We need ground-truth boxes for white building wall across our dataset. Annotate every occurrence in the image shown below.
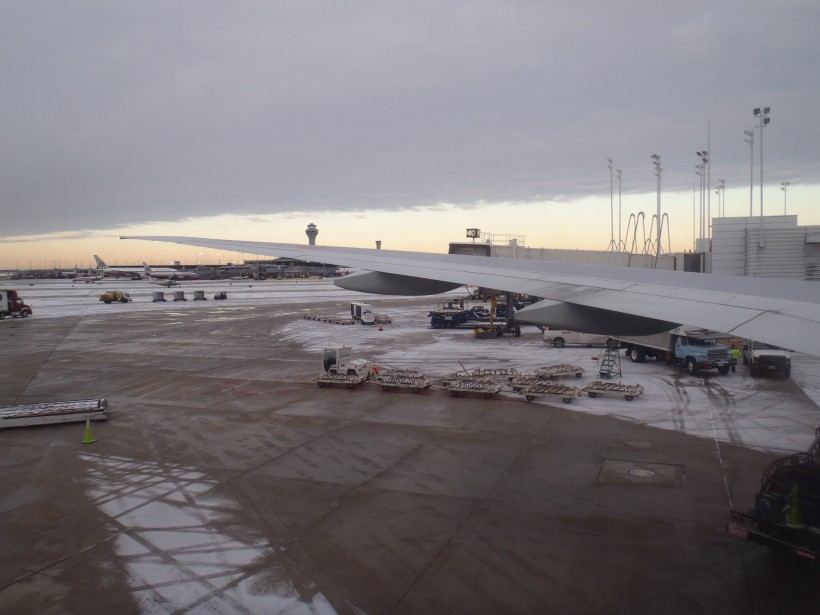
[488,246,679,270]
[712,216,820,280]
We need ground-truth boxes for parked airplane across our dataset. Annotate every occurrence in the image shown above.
[93,255,145,279]
[72,271,105,283]
[120,235,820,358]
[143,263,200,280]
[92,255,198,280]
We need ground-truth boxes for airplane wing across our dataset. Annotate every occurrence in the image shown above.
[120,235,820,357]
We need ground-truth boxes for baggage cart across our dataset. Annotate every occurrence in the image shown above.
[535,364,585,379]
[0,399,109,429]
[583,381,644,401]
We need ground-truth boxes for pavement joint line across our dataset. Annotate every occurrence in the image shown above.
[392,435,541,612]
[701,376,735,512]
[10,316,84,406]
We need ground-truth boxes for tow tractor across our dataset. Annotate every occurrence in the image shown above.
[315,347,371,389]
[99,290,132,304]
[0,289,33,319]
[727,427,820,560]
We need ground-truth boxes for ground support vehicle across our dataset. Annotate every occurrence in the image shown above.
[583,381,644,401]
[152,291,167,302]
[99,290,131,304]
[535,364,585,379]
[429,303,489,329]
[470,295,522,338]
[374,368,431,393]
[214,292,228,300]
[0,289,33,319]
[0,399,108,429]
[429,306,474,328]
[351,302,376,325]
[303,314,355,325]
[519,383,582,404]
[316,347,371,388]
[543,329,614,348]
[727,428,820,561]
[441,375,501,399]
[743,340,791,378]
[616,326,732,376]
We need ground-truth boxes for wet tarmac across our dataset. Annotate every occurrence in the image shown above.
[1,280,819,614]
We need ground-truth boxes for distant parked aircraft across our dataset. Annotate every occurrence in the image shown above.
[143,263,199,281]
[93,255,145,279]
[92,255,198,280]
[72,271,105,283]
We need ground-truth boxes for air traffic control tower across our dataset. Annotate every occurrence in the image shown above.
[305,223,318,245]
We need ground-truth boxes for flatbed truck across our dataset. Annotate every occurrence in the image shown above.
[615,326,732,375]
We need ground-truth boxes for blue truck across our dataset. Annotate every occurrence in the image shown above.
[616,326,733,375]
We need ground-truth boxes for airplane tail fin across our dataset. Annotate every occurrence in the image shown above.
[93,255,107,269]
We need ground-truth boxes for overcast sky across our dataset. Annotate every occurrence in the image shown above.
[2,1,819,254]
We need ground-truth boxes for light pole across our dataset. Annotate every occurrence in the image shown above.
[744,129,754,217]
[651,154,662,256]
[607,158,615,251]
[715,179,725,217]
[616,168,622,251]
[697,151,708,239]
[695,164,704,247]
[692,180,698,251]
[753,107,771,243]
[781,181,790,214]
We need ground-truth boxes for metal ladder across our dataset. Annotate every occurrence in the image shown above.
[598,347,622,379]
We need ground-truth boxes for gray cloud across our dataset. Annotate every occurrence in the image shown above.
[2,1,818,237]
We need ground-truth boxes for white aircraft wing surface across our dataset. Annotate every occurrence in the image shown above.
[121,235,820,357]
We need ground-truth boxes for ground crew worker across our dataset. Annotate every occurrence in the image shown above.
[731,345,741,372]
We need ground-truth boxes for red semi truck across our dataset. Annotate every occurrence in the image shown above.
[0,289,33,319]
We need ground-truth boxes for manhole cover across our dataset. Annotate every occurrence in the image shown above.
[597,460,684,487]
